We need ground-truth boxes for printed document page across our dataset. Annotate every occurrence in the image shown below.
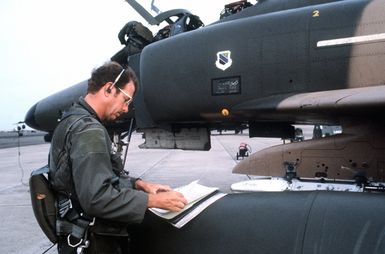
[149,180,221,220]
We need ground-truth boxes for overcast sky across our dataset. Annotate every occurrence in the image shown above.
[0,0,233,131]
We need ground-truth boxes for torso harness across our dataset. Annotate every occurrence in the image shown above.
[52,113,95,252]
[29,113,95,254]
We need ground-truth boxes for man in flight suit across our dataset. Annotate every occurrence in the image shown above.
[49,61,187,253]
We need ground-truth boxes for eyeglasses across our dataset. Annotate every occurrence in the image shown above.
[117,86,133,106]
[109,69,133,106]
[110,69,125,88]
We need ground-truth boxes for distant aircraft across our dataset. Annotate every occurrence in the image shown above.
[26,0,385,253]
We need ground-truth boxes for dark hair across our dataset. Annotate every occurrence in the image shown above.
[87,61,138,94]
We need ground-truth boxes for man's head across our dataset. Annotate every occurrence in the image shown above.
[86,61,138,121]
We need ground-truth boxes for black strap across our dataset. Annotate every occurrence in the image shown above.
[71,218,93,239]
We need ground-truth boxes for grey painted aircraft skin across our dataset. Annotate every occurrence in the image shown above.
[25,0,385,253]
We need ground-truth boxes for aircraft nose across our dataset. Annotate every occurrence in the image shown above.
[25,103,40,130]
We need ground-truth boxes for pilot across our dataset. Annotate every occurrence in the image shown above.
[49,61,187,253]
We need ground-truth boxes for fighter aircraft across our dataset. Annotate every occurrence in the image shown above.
[26,0,385,253]
[26,0,385,184]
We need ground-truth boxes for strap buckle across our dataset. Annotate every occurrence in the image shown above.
[67,234,82,248]
[76,240,90,254]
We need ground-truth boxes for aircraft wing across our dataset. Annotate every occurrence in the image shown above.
[232,85,385,125]
[276,85,385,112]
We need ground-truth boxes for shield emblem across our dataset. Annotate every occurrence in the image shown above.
[215,50,232,71]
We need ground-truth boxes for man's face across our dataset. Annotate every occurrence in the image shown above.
[104,81,135,121]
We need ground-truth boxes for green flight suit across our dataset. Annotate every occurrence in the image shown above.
[49,97,148,253]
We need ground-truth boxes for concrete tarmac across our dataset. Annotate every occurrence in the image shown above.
[0,131,47,149]
[0,131,282,254]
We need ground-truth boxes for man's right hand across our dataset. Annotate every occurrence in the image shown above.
[148,190,188,212]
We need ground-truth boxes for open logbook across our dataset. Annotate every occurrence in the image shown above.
[149,180,226,228]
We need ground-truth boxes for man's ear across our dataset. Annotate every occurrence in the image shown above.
[104,82,113,94]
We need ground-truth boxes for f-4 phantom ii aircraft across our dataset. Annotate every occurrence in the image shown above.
[26,0,385,192]
[25,0,385,253]
[26,0,385,184]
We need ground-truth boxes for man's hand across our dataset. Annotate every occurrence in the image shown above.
[135,179,172,194]
[148,190,188,212]
[135,179,187,212]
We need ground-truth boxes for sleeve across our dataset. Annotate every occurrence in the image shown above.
[70,126,148,224]
[118,175,141,189]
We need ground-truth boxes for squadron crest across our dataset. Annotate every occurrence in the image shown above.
[215,50,232,71]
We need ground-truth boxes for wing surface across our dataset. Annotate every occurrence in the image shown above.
[233,85,385,124]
